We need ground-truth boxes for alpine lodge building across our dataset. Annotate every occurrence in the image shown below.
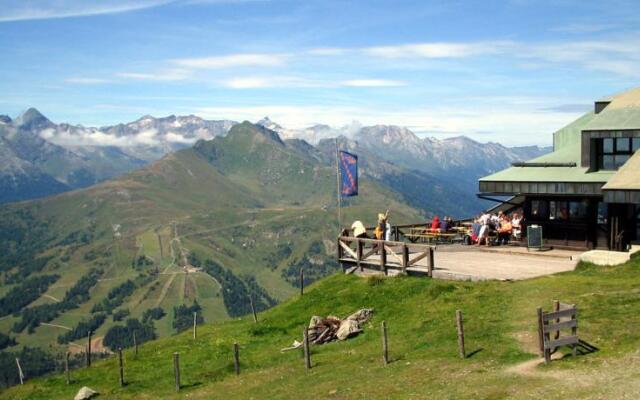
[479,88,640,251]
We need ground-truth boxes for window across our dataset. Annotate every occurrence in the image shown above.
[597,137,639,170]
[549,201,568,220]
[530,200,548,219]
[549,200,587,221]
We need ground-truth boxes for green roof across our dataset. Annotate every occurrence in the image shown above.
[480,111,607,183]
[480,87,640,186]
[603,150,640,191]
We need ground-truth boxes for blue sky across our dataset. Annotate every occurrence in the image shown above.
[1,0,639,145]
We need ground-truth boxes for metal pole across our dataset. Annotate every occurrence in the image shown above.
[335,138,342,232]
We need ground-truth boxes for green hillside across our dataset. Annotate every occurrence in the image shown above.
[4,258,640,399]
[0,122,423,362]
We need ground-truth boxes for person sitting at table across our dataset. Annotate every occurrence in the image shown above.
[439,216,449,232]
[497,216,513,245]
[430,216,440,232]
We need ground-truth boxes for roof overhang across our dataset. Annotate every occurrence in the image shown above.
[478,180,605,196]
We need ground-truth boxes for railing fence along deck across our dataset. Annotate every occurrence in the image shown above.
[337,236,435,277]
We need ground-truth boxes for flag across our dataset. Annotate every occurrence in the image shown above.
[338,150,358,197]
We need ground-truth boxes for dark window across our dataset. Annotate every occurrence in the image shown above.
[531,200,548,219]
[550,201,568,220]
[597,137,638,170]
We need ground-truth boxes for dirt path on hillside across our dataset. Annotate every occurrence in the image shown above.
[154,272,177,307]
[68,336,112,355]
[42,294,60,302]
[40,322,71,330]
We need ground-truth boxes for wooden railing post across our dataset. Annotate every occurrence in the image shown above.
[552,300,560,339]
[427,247,434,278]
[380,241,387,275]
[402,244,409,275]
[356,239,363,271]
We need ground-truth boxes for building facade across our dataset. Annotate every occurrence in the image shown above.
[479,88,640,250]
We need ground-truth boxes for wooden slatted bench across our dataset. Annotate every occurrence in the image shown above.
[537,301,579,363]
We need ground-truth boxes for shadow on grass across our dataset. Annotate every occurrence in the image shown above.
[576,340,599,355]
[466,348,484,358]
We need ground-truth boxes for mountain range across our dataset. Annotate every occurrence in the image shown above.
[0,109,550,211]
[0,109,551,369]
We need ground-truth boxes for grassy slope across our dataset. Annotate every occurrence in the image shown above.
[0,123,424,352]
[5,258,640,399]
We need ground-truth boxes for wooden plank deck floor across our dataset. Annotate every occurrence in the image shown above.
[347,245,578,281]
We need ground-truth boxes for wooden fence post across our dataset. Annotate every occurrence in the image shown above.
[427,247,435,278]
[571,304,578,357]
[64,352,70,385]
[249,296,258,323]
[380,241,387,275]
[193,311,197,340]
[86,330,92,367]
[552,300,560,339]
[456,310,465,359]
[356,240,363,271]
[536,307,544,357]
[173,352,180,391]
[133,331,138,357]
[233,343,240,375]
[381,321,389,365]
[118,348,125,387]
[303,327,311,370]
[15,358,24,385]
[401,245,409,275]
[300,268,304,296]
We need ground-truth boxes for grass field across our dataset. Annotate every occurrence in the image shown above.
[4,256,640,399]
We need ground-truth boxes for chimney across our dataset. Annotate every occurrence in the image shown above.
[594,100,611,114]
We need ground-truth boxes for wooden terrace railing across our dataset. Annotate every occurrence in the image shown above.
[337,236,436,277]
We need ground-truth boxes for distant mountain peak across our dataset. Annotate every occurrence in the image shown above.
[0,115,11,124]
[256,116,284,131]
[15,107,51,129]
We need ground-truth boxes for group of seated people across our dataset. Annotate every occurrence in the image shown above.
[428,215,456,233]
[469,210,523,246]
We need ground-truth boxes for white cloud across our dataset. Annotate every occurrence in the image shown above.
[195,96,584,146]
[363,41,513,59]
[65,77,111,85]
[39,126,163,147]
[117,69,191,81]
[172,53,288,69]
[165,132,197,144]
[340,79,407,87]
[0,0,173,22]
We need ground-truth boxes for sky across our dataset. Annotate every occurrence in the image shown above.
[1,0,639,146]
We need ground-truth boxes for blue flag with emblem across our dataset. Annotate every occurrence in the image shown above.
[338,150,358,197]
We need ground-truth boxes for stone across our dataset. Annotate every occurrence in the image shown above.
[74,386,98,400]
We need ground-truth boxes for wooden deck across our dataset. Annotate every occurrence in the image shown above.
[338,237,578,281]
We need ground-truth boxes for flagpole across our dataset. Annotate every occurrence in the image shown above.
[335,138,342,234]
